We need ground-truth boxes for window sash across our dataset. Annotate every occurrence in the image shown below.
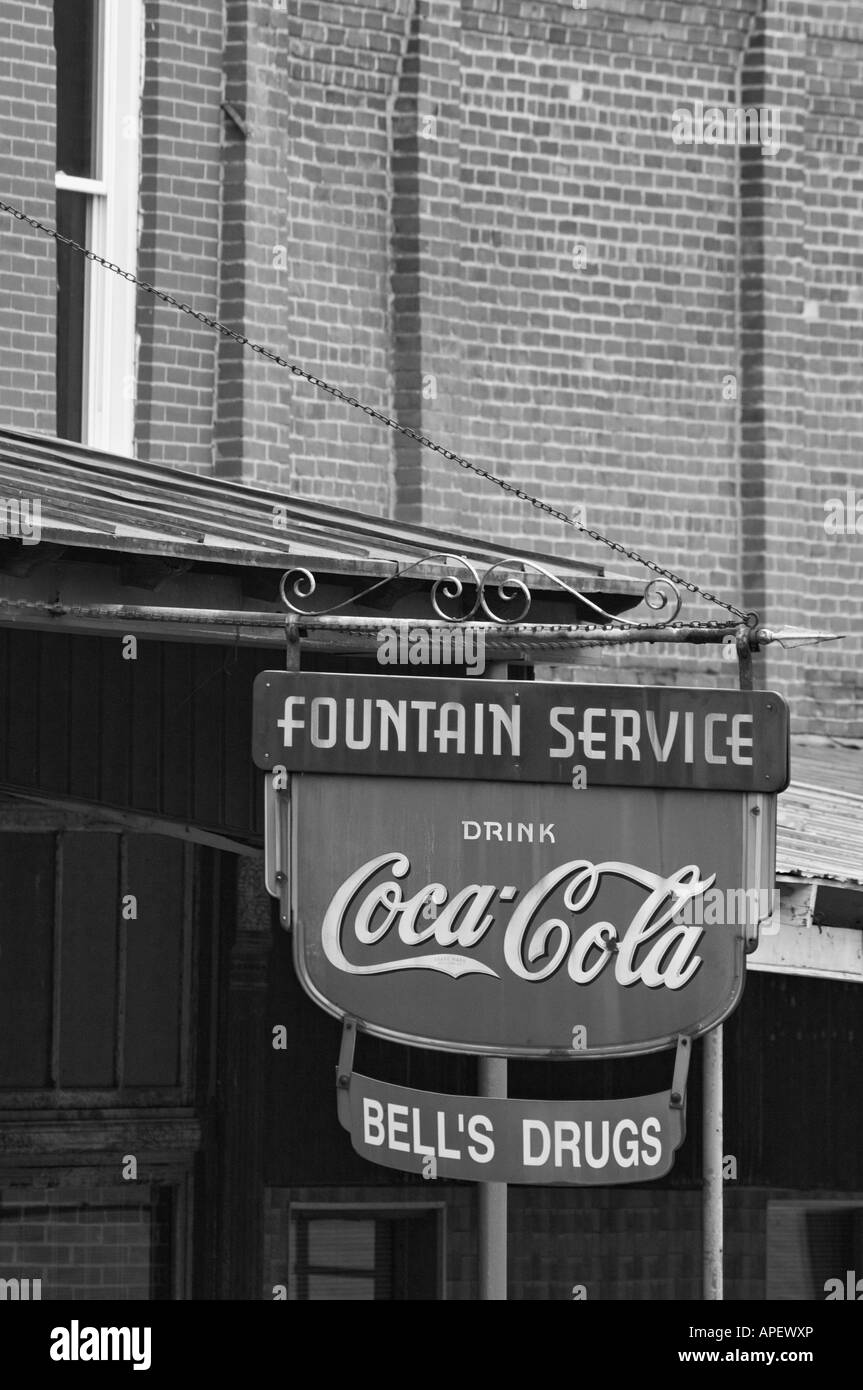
[54,0,142,455]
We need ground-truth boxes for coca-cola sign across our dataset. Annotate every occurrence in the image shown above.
[286,770,777,1056]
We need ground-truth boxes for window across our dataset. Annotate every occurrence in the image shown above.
[293,1207,443,1300]
[767,1201,863,1299]
[54,0,142,452]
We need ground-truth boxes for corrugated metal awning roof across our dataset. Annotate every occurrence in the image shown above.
[778,740,863,887]
[0,428,639,602]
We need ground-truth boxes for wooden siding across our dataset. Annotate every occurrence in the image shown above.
[0,629,267,838]
[0,828,194,1097]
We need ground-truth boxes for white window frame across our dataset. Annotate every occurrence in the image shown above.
[55,0,143,456]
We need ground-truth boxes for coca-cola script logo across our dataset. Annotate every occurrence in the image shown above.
[322,855,716,990]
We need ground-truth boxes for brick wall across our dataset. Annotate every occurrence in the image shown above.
[0,0,56,435]
[509,1185,757,1301]
[747,5,863,736]
[259,0,410,509]
[0,1184,169,1299]
[153,0,863,730]
[136,0,224,475]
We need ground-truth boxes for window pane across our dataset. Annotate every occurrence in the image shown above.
[307,1275,375,1301]
[56,189,87,441]
[294,1211,439,1300]
[54,0,97,178]
[308,1220,375,1270]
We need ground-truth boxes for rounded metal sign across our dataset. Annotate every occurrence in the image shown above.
[255,673,784,1058]
[288,773,774,1057]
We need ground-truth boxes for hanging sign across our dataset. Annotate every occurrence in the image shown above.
[341,1074,685,1186]
[335,1023,691,1186]
[254,673,785,1058]
[253,671,788,791]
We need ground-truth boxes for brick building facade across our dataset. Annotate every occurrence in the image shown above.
[2,0,861,723]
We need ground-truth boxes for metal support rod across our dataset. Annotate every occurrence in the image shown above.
[285,614,301,670]
[702,1026,724,1300]
[702,621,753,1296]
[0,599,841,656]
[478,1056,508,1300]
[477,657,509,1301]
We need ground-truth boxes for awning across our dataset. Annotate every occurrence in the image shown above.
[778,740,863,887]
[0,427,639,602]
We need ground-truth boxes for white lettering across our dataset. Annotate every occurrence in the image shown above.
[387,1104,411,1152]
[322,854,714,990]
[344,698,372,750]
[704,713,727,765]
[578,708,606,758]
[730,714,753,765]
[523,1121,551,1166]
[435,702,466,753]
[363,1098,385,1146]
[467,1115,495,1163]
[549,706,576,758]
[612,709,641,760]
[277,696,306,746]
[310,697,337,748]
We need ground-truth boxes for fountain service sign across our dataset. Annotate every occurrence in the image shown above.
[254,673,787,1058]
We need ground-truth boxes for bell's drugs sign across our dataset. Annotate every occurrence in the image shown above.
[253,673,786,1057]
[339,1074,686,1185]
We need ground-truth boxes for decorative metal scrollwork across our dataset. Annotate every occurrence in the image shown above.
[279,554,484,621]
[476,561,681,627]
[279,554,682,627]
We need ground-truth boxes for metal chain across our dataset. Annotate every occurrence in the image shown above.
[0,197,753,628]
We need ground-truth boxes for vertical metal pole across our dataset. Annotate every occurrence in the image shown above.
[479,659,509,1300]
[702,1026,724,1299]
[702,624,751,1297]
[478,1057,508,1300]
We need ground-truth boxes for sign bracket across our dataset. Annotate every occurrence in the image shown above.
[669,1034,692,1109]
[336,1017,358,1128]
[285,614,301,671]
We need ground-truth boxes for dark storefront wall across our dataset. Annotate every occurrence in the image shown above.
[267,930,863,1301]
[0,822,229,1299]
[0,629,266,840]
[0,629,526,840]
[1,629,861,1300]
